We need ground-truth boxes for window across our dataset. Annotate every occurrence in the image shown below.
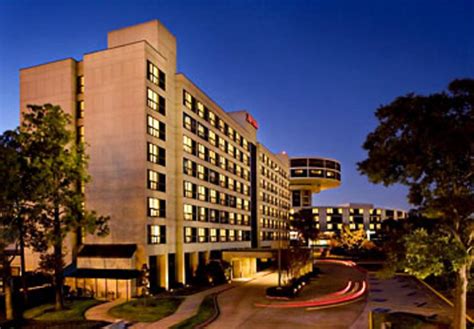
[147,115,166,140]
[183,135,194,154]
[183,114,195,132]
[208,130,216,146]
[228,230,235,242]
[148,197,166,217]
[184,204,195,221]
[147,88,165,115]
[197,164,207,180]
[198,207,208,222]
[183,158,195,176]
[197,102,205,118]
[220,229,227,242]
[219,137,226,152]
[148,170,166,192]
[210,228,217,242]
[210,189,218,204]
[77,126,84,143]
[198,144,207,160]
[184,181,195,198]
[198,228,207,242]
[185,227,196,243]
[208,150,216,165]
[208,111,216,126]
[77,101,84,119]
[197,185,207,201]
[148,143,166,166]
[184,91,193,109]
[197,123,207,140]
[77,76,84,93]
[148,225,166,244]
[147,61,166,90]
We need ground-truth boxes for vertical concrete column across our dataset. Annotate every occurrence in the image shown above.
[250,258,257,276]
[159,254,169,290]
[176,252,185,285]
[190,252,199,277]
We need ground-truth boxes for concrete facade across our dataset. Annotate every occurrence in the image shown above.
[18,20,341,298]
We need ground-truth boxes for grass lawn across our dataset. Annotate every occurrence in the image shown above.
[23,299,102,321]
[108,297,183,322]
[170,294,216,329]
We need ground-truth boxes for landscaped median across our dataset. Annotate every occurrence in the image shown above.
[170,294,218,329]
[107,296,183,322]
[17,298,107,328]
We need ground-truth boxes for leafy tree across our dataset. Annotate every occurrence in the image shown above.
[358,79,474,329]
[20,104,109,311]
[338,225,367,251]
[290,208,319,246]
[0,129,38,319]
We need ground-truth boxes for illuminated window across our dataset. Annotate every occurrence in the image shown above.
[312,208,319,214]
[184,91,193,109]
[198,207,207,222]
[147,225,166,244]
[183,135,193,154]
[197,102,205,118]
[210,228,217,242]
[376,209,382,215]
[219,156,226,170]
[184,204,194,221]
[197,164,206,180]
[183,158,195,176]
[184,181,195,198]
[327,216,332,222]
[77,75,84,93]
[198,228,207,242]
[183,114,194,131]
[147,115,166,140]
[197,185,207,201]
[337,223,342,229]
[228,230,235,242]
[208,130,216,146]
[184,227,196,243]
[350,223,356,230]
[327,223,333,230]
[219,137,226,152]
[358,224,364,229]
[147,60,166,90]
[209,150,216,165]
[77,126,84,143]
[218,119,225,133]
[147,88,165,115]
[327,208,333,214]
[220,229,227,242]
[210,189,218,203]
[198,144,207,160]
[147,170,165,192]
[148,197,165,217]
[369,224,375,230]
[147,143,166,166]
[227,126,234,140]
[77,100,84,119]
[208,111,216,126]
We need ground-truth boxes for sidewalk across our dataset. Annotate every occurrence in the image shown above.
[131,284,232,329]
[85,298,128,323]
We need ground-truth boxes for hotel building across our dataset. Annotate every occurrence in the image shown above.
[18,20,330,298]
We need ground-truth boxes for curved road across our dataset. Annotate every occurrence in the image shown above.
[209,263,367,329]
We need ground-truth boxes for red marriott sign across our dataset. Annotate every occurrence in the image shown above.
[246,113,259,129]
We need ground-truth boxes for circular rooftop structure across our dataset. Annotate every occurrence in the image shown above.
[289,157,341,193]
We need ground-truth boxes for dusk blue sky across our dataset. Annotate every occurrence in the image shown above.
[1,0,473,210]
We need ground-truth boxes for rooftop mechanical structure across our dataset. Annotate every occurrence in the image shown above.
[289,157,341,208]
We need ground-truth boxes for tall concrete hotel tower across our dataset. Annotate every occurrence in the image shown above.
[20,20,341,298]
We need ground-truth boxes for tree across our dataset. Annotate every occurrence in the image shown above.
[338,224,367,251]
[358,79,474,329]
[0,129,37,319]
[290,208,319,246]
[20,104,109,311]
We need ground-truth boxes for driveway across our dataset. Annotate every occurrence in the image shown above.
[209,263,367,329]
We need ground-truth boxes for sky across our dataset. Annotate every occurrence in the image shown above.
[0,0,473,210]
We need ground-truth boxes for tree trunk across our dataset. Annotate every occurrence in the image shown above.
[2,256,14,320]
[452,263,467,329]
[19,221,28,307]
[53,205,64,311]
